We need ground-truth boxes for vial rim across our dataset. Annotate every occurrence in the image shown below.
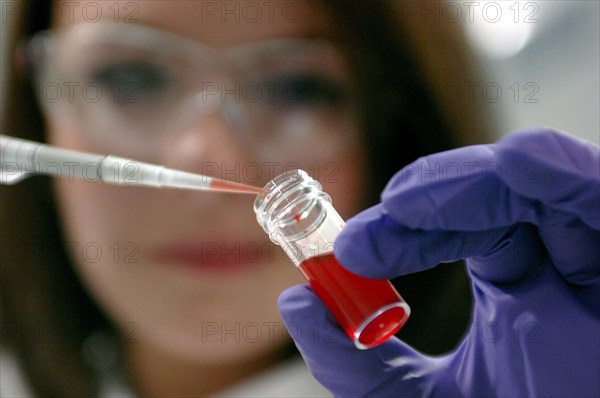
[254,169,331,237]
[353,301,411,350]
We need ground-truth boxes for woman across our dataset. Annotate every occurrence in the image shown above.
[1,1,491,396]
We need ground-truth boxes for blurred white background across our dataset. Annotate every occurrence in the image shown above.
[462,0,599,143]
[1,1,599,143]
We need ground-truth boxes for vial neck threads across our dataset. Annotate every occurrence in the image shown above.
[254,170,343,265]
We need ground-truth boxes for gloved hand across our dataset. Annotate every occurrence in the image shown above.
[279,128,600,397]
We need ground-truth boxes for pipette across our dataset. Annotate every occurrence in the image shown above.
[0,135,261,194]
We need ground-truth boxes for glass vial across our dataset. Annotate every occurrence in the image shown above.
[254,169,410,349]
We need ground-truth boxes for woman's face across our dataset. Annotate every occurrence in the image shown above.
[47,0,365,365]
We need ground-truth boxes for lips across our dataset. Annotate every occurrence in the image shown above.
[154,240,272,274]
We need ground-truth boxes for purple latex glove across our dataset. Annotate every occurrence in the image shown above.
[279,128,600,397]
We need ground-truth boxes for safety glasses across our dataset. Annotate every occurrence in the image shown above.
[23,22,360,162]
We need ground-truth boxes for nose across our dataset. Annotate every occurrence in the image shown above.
[148,91,262,234]
[159,93,254,185]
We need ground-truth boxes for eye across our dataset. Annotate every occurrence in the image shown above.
[267,74,348,107]
[90,61,170,102]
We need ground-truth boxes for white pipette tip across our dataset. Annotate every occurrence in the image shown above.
[152,165,262,195]
[0,135,263,195]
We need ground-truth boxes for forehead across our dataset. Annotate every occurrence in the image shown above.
[52,0,333,48]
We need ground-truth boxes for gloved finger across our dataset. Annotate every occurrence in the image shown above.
[537,219,600,304]
[496,132,600,288]
[382,128,599,231]
[336,206,544,284]
[378,128,599,284]
[278,285,458,397]
[497,131,600,289]
[496,129,599,230]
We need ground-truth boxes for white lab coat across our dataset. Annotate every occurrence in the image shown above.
[0,349,331,397]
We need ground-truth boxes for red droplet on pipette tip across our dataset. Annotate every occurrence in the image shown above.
[209,179,262,195]
[294,214,302,223]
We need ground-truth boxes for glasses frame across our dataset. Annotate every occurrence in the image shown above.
[20,22,362,164]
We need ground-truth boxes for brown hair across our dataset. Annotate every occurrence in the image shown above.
[1,1,489,396]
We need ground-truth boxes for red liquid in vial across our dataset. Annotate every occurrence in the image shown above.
[298,253,409,348]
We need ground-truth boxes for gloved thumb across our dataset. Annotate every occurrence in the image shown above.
[279,285,459,397]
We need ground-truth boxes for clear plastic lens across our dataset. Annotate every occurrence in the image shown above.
[30,24,358,161]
